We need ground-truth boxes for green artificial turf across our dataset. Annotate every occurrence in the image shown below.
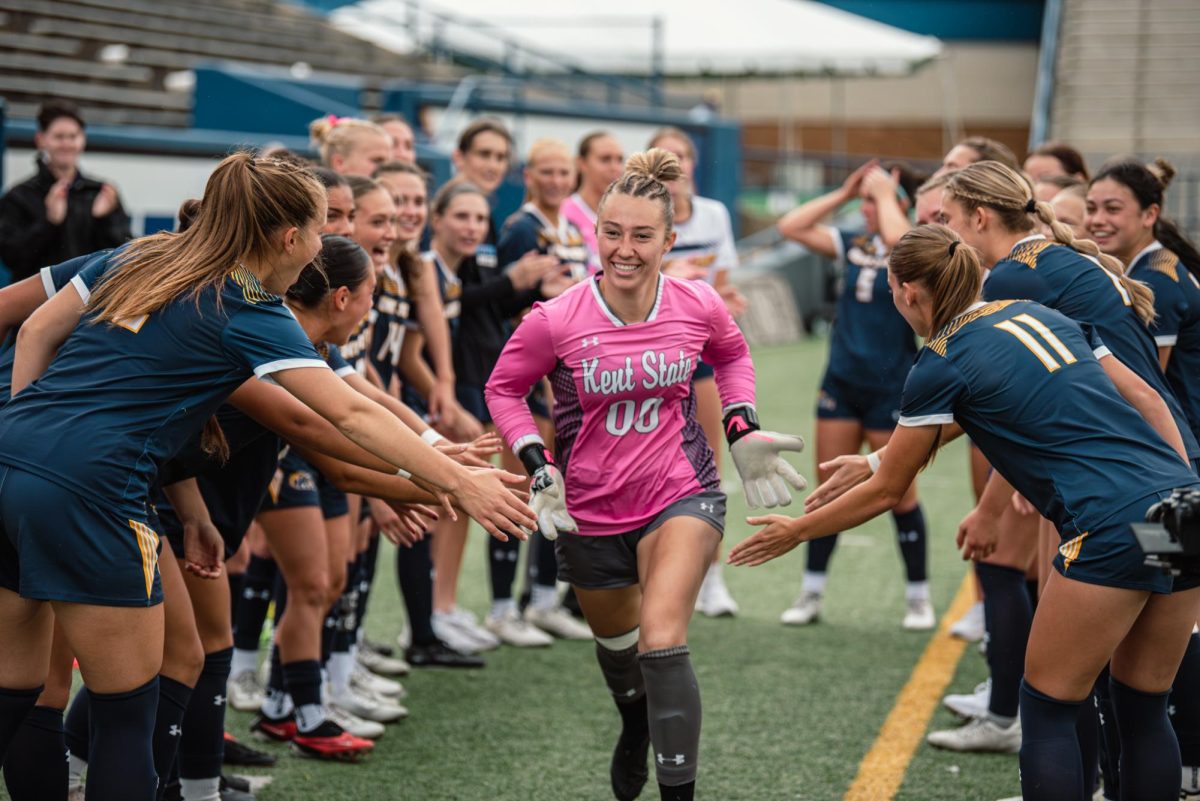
[5,338,1026,800]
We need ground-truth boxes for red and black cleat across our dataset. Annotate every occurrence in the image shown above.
[291,720,374,762]
[250,714,297,743]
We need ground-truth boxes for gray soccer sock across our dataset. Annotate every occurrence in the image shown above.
[639,645,701,787]
[595,628,645,706]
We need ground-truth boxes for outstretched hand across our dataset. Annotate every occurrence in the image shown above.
[804,454,872,512]
[728,514,802,566]
[730,430,807,509]
[183,519,224,580]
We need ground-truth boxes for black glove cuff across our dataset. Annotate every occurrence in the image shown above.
[519,443,553,476]
[722,406,760,446]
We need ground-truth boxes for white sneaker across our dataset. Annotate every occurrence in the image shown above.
[431,612,487,655]
[357,641,410,676]
[903,598,936,631]
[926,716,1021,753]
[444,607,502,651]
[525,605,592,640]
[697,566,739,617]
[328,686,408,723]
[227,670,266,712]
[486,609,554,647]
[943,679,991,720]
[780,592,823,626]
[325,705,386,740]
[351,662,406,700]
[949,600,985,642]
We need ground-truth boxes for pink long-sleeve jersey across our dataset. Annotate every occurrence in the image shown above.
[486,273,756,536]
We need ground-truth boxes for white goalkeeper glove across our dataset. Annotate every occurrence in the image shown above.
[725,406,808,509]
[520,445,578,541]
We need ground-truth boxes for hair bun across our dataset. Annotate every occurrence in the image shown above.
[624,148,683,185]
[1149,157,1177,190]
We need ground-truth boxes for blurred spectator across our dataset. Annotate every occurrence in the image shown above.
[0,100,131,281]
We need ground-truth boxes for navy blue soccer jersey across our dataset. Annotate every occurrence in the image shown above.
[498,204,590,280]
[825,229,918,389]
[368,265,410,388]
[1130,242,1200,442]
[900,299,1196,538]
[983,234,1200,460]
[0,251,329,516]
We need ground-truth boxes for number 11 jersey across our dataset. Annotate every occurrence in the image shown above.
[486,273,756,536]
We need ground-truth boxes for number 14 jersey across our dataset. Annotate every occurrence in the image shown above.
[487,273,756,536]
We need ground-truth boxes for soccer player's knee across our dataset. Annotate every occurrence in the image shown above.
[162,628,205,686]
[637,626,686,654]
[596,628,644,703]
[290,571,329,609]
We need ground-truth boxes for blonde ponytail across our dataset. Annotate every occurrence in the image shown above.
[1031,199,1156,324]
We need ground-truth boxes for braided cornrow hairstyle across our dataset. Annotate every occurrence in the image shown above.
[946,161,1156,325]
[596,148,683,233]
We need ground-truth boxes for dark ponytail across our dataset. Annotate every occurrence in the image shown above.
[1092,157,1200,281]
[287,234,371,308]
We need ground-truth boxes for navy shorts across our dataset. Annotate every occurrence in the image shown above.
[1055,488,1200,594]
[458,383,549,425]
[555,490,725,590]
[260,452,349,520]
[692,360,715,381]
[0,466,163,607]
[816,372,902,431]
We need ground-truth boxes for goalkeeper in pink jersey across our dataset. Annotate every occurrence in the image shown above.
[486,149,805,801]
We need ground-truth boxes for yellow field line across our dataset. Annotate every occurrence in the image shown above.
[842,574,977,801]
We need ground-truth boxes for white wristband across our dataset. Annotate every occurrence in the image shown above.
[395,466,412,479]
[866,451,881,474]
[420,429,443,445]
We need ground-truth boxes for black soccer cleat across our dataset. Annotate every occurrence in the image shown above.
[405,640,486,669]
[224,732,278,766]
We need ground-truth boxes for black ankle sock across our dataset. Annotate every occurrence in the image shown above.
[528,529,559,596]
[355,537,380,637]
[281,661,323,733]
[179,648,231,783]
[266,642,285,695]
[891,505,927,583]
[2,704,66,801]
[1110,675,1181,799]
[488,535,520,602]
[0,684,41,758]
[658,780,695,801]
[1171,633,1200,767]
[976,563,1031,719]
[1018,680,1085,801]
[232,555,276,651]
[63,686,90,759]
[88,678,159,801]
[153,676,193,800]
[396,536,437,645]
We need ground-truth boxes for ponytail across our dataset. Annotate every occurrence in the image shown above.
[1030,198,1156,325]
[200,416,230,463]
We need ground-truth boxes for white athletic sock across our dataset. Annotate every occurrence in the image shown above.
[905,581,931,602]
[68,754,87,788]
[230,649,258,677]
[327,652,354,696]
[801,571,827,596]
[180,776,221,801]
[490,598,517,619]
[530,584,558,612]
[261,689,292,720]
[1184,766,1200,793]
[294,703,326,733]
[986,711,1016,729]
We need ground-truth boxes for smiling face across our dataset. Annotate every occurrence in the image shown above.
[597,193,676,293]
[323,184,356,237]
[454,130,510,196]
[36,116,85,173]
[377,171,427,244]
[527,150,574,211]
[264,209,326,295]
[352,187,397,270]
[327,267,377,345]
[1085,178,1157,264]
[432,192,490,261]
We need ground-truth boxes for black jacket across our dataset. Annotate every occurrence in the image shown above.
[0,157,132,281]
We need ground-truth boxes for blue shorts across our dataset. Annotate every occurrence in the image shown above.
[816,372,902,431]
[555,490,725,590]
[259,451,349,520]
[692,360,715,381]
[458,383,549,425]
[0,466,163,607]
[1054,488,1200,594]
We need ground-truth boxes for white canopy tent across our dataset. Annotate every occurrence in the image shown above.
[331,0,942,79]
